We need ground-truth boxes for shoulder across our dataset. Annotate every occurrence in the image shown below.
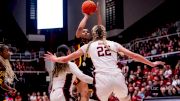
[106,40,120,45]
[107,40,117,43]
[68,62,79,72]
[80,44,88,49]
[68,62,78,68]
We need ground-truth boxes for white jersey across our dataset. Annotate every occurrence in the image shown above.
[81,40,122,74]
[81,40,129,100]
[51,62,93,96]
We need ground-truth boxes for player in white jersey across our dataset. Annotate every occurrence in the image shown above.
[49,45,93,101]
[45,25,165,101]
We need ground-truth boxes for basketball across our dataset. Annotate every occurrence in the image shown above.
[82,0,97,15]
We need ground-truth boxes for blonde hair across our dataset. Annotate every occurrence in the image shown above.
[83,25,109,63]
[91,25,106,41]
[52,63,69,77]
[83,25,124,63]
[52,52,69,77]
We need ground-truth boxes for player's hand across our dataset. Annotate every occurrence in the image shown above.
[96,2,100,13]
[83,13,90,17]
[44,51,58,62]
[152,61,165,67]
[8,88,16,96]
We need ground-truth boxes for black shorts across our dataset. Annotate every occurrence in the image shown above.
[0,88,5,100]
[79,57,94,77]
[79,65,93,77]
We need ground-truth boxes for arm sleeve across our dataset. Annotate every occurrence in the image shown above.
[114,42,122,52]
[80,44,88,54]
[69,62,93,84]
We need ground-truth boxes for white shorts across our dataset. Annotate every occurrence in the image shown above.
[94,72,128,101]
[50,88,66,101]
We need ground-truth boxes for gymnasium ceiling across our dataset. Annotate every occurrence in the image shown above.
[0,0,27,44]
[0,0,179,45]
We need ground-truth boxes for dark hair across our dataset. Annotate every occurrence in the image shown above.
[52,51,69,77]
[0,44,8,52]
[56,51,65,57]
[57,44,70,55]
[96,25,103,38]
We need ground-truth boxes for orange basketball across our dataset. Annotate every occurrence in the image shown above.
[82,0,97,15]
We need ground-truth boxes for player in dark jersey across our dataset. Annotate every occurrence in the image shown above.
[73,2,102,101]
[74,29,93,101]
[0,44,16,100]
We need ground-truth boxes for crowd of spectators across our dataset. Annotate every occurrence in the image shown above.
[123,60,180,101]
[133,34,180,57]
[114,20,180,63]
[133,20,180,41]
[1,91,49,101]
[110,20,180,101]
[10,58,45,71]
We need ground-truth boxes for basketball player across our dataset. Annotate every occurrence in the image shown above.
[74,2,102,101]
[74,13,93,101]
[44,25,165,101]
[0,44,17,100]
[49,45,93,101]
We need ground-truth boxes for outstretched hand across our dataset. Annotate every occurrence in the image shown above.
[96,1,100,13]
[152,61,165,67]
[8,88,16,96]
[44,51,58,62]
[83,13,90,17]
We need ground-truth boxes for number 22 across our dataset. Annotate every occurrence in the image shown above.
[97,46,111,57]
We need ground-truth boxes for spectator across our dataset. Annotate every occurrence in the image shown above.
[30,92,37,101]
[150,79,161,97]
[37,91,42,101]
[15,92,22,101]
[172,75,180,86]
[163,65,172,78]
[151,46,157,55]
[143,65,149,75]
[137,88,145,99]
[129,86,134,97]
[42,92,49,101]
[160,86,167,97]
[172,87,178,96]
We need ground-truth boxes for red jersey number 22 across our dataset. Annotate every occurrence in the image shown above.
[97,46,111,57]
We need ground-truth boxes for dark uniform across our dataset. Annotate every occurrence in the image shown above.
[0,64,6,100]
[74,37,94,78]
[73,37,99,100]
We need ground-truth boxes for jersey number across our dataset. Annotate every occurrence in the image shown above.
[97,46,111,57]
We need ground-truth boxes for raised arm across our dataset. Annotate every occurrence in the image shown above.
[117,44,165,67]
[76,14,89,38]
[44,44,88,63]
[69,62,93,84]
[96,2,102,25]
[44,48,84,63]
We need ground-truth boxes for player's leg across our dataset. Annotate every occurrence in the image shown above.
[113,73,131,101]
[77,65,93,101]
[95,74,113,101]
[76,81,89,101]
[50,88,66,101]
